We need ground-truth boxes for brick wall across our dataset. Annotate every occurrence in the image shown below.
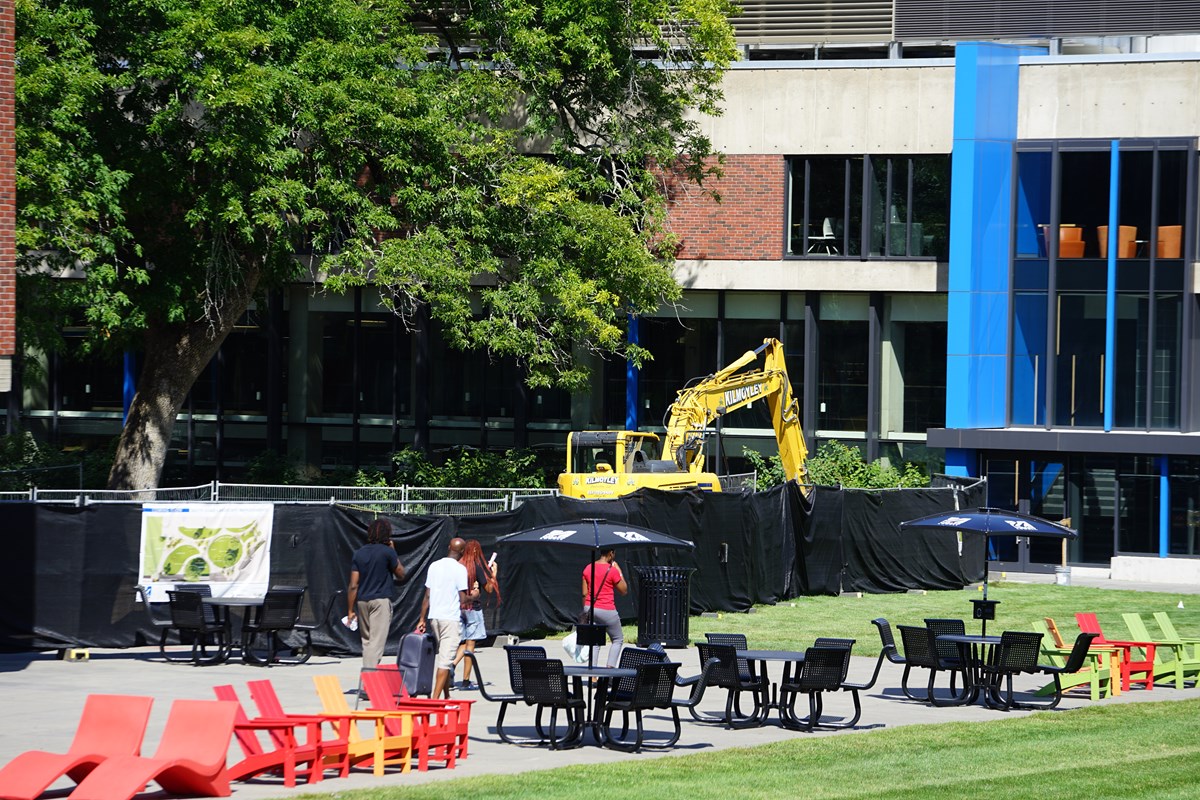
[0,1,14,361]
[663,154,785,261]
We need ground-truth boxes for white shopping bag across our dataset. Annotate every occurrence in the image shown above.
[561,631,588,664]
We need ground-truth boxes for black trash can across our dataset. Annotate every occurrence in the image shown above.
[634,566,694,648]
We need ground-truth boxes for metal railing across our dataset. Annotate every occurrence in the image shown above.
[5,482,559,516]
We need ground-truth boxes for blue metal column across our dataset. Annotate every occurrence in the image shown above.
[625,315,639,431]
[1159,456,1170,558]
[1104,141,1119,431]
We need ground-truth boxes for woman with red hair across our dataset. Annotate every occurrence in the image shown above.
[452,539,498,689]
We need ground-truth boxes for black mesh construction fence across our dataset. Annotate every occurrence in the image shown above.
[0,480,985,652]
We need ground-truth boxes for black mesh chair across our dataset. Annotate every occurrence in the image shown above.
[896,624,958,703]
[778,646,854,730]
[872,618,906,668]
[465,645,548,745]
[692,642,762,726]
[600,662,680,752]
[606,647,670,738]
[923,618,969,705]
[519,658,585,750]
[1036,632,1100,710]
[171,583,221,626]
[704,632,755,684]
[165,590,229,665]
[241,587,306,665]
[983,630,1047,710]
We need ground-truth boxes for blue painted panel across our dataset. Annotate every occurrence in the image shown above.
[973,355,1008,427]
[945,354,972,428]
[946,292,973,356]
[944,448,978,478]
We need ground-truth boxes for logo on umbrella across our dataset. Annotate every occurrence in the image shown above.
[613,531,652,542]
[539,530,579,540]
[939,517,970,526]
[1003,520,1038,531]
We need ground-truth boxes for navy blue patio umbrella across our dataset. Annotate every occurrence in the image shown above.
[900,507,1077,634]
[497,519,694,666]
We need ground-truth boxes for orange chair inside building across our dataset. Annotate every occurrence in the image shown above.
[1157,225,1182,258]
[1058,225,1085,258]
[1097,225,1137,259]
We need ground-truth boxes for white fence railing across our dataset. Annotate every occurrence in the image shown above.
[3,482,560,516]
[4,475,760,514]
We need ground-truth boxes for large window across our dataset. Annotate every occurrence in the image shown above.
[787,155,950,260]
[1011,139,1194,431]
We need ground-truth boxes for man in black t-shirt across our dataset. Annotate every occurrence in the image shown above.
[347,518,407,669]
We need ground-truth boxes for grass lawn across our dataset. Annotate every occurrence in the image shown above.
[597,581,1200,655]
[298,699,1200,800]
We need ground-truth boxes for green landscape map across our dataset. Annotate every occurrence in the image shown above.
[140,505,272,586]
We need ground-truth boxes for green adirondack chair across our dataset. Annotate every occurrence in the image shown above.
[1124,612,1200,689]
[1153,612,1200,659]
[1031,619,1111,701]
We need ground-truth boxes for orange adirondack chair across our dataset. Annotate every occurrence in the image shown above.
[213,684,347,786]
[1075,612,1156,691]
[67,699,238,800]
[0,694,154,800]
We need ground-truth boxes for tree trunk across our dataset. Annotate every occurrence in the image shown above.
[107,272,261,490]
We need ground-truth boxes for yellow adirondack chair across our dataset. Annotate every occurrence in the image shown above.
[312,675,413,776]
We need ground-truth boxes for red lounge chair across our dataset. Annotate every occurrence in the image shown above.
[213,684,347,786]
[361,668,470,769]
[0,694,154,800]
[1075,612,1156,691]
[67,699,238,800]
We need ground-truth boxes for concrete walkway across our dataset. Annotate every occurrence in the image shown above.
[1,638,1192,799]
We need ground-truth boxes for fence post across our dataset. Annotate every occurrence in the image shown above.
[212,480,220,502]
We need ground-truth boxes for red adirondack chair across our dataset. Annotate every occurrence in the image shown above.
[1075,612,1156,691]
[0,694,154,800]
[66,699,238,800]
[213,684,345,786]
[360,668,469,770]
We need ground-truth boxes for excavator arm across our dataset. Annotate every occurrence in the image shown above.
[662,339,809,485]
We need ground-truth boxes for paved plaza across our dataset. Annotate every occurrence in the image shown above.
[0,618,1190,800]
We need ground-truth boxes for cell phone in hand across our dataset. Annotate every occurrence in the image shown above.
[488,552,498,566]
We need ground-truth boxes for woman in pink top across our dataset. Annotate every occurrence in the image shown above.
[581,548,629,667]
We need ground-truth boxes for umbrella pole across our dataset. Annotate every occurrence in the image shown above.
[981,558,989,637]
[588,519,600,668]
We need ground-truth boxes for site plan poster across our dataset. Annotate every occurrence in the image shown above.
[139,503,273,600]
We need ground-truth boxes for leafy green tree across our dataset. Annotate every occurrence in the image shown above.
[743,441,930,491]
[392,447,546,489]
[14,0,738,489]
[803,440,929,489]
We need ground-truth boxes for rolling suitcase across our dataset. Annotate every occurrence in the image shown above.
[397,629,437,696]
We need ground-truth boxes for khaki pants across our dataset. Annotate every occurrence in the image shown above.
[357,598,392,669]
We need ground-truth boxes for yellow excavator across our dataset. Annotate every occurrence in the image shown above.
[557,338,809,499]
